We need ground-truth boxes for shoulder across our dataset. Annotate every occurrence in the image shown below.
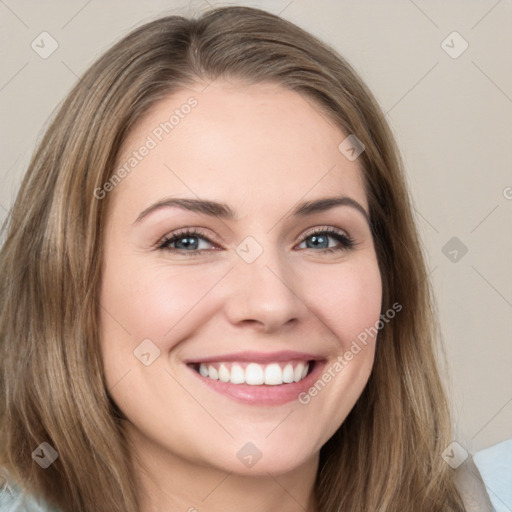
[453,452,494,512]
[0,481,60,512]
[474,437,512,512]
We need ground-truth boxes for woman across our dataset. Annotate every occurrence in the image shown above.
[0,5,493,511]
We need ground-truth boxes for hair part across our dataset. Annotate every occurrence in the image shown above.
[0,6,466,511]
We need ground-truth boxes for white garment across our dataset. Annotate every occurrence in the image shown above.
[0,481,60,511]
[474,438,512,512]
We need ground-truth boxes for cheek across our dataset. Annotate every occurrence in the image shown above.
[99,255,225,350]
[288,258,382,448]
[302,258,382,350]
[100,250,382,353]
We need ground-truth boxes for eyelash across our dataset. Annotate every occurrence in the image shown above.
[156,226,356,256]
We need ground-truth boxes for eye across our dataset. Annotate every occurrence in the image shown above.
[296,226,355,253]
[156,226,356,256]
[157,228,216,254]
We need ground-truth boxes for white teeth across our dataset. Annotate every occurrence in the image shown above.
[264,363,282,386]
[199,363,208,377]
[293,362,305,382]
[208,365,219,380]
[218,364,230,382]
[282,363,294,383]
[196,361,311,386]
[245,363,264,385]
[230,364,245,384]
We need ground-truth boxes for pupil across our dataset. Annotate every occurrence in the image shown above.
[308,234,327,249]
[177,236,198,250]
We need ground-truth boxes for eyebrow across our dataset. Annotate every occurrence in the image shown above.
[133,196,370,225]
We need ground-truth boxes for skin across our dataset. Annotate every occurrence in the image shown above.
[99,79,382,512]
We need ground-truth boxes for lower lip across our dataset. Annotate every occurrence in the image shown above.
[187,361,326,406]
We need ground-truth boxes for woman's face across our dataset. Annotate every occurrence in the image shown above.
[99,80,382,477]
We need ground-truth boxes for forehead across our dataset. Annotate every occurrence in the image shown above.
[110,80,368,217]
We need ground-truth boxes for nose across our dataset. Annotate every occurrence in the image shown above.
[222,247,306,333]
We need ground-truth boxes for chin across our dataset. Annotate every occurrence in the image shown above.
[201,435,320,477]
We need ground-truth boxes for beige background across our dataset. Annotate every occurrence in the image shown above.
[1,0,511,454]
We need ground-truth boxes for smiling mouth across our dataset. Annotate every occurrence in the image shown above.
[189,360,315,386]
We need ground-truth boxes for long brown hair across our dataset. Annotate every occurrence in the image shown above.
[0,6,466,511]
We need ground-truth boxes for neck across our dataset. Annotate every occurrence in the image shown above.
[126,426,318,512]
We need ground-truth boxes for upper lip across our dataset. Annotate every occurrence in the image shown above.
[184,350,323,364]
